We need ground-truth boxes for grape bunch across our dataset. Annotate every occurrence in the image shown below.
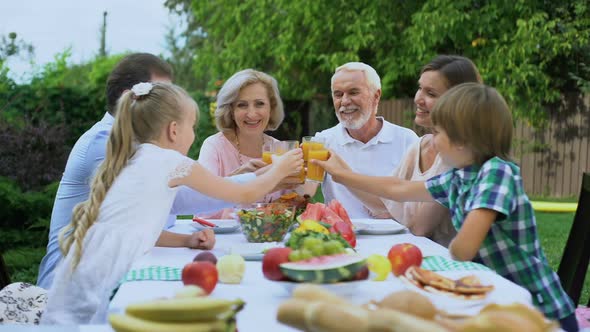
[288,237,346,262]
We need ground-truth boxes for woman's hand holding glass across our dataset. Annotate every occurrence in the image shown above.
[230,159,268,176]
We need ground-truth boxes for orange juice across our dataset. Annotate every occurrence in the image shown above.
[262,151,273,164]
[301,141,311,162]
[307,149,329,182]
[297,167,306,183]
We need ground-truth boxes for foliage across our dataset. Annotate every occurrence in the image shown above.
[189,93,218,159]
[165,0,590,125]
[163,13,209,93]
[0,119,70,191]
[0,52,124,147]
[0,32,34,62]
[0,177,56,251]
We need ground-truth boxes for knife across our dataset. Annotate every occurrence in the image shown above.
[192,216,218,228]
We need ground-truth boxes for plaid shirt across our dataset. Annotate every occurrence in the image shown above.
[426,157,574,319]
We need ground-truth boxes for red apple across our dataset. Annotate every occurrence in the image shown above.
[262,247,292,281]
[193,251,218,265]
[181,261,218,294]
[387,243,423,276]
[351,265,369,281]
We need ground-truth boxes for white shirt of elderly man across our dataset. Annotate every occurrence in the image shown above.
[314,62,418,218]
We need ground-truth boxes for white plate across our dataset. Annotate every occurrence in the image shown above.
[273,280,366,296]
[229,242,282,261]
[352,222,369,234]
[398,270,489,312]
[191,219,240,234]
[352,219,406,235]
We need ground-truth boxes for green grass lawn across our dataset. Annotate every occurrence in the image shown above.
[3,210,586,305]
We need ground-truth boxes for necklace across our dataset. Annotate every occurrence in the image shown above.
[235,132,244,166]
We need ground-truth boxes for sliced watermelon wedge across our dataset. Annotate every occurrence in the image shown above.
[320,206,344,226]
[279,254,366,283]
[298,202,325,222]
[328,200,352,226]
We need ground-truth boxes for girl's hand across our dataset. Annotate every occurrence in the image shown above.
[272,148,303,177]
[187,228,216,249]
[312,150,350,178]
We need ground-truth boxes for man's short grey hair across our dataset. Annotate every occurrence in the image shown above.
[215,69,284,132]
[331,62,381,93]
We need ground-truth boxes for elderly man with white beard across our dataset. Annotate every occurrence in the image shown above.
[311,62,418,218]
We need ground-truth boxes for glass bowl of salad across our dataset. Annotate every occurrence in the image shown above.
[236,203,296,243]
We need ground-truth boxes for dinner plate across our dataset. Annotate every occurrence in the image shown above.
[398,271,489,312]
[352,219,406,235]
[352,222,369,234]
[229,242,282,261]
[191,219,240,234]
[273,279,367,296]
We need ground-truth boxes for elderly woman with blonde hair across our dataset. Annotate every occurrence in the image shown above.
[198,69,300,217]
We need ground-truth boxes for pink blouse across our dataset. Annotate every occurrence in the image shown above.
[197,132,283,218]
[198,132,279,176]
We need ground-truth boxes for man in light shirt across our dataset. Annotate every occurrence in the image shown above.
[313,62,418,218]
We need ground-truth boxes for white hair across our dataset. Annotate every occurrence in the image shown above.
[331,62,381,93]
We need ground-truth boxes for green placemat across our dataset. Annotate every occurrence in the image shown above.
[111,266,182,301]
[122,266,182,282]
[421,256,492,272]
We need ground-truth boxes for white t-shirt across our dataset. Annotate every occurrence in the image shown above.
[315,117,419,218]
[42,144,193,325]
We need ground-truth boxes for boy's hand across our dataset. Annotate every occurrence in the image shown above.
[187,228,216,249]
[312,149,350,178]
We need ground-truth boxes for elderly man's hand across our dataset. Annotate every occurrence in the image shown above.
[186,229,216,249]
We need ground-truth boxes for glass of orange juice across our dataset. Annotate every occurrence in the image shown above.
[283,140,305,183]
[262,141,274,164]
[301,136,313,163]
[306,142,329,183]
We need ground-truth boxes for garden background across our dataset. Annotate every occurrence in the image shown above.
[1,0,589,302]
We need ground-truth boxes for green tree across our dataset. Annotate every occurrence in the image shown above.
[0,32,34,62]
[165,0,590,125]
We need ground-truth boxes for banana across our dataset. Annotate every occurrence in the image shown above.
[125,297,245,322]
[109,314,229,332]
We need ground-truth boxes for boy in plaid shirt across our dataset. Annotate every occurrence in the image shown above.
[316,83,578,331]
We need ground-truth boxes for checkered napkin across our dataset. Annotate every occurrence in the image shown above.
[121,266,182,282]
[421,256,492,272]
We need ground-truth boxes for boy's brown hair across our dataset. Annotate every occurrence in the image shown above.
[431,83,513,165]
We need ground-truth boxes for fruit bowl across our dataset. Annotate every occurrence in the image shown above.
[236,203,296,243]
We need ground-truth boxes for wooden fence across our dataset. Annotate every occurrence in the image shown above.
[379,96,590,198]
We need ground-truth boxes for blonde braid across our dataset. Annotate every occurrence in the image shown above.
[58,91,137,271]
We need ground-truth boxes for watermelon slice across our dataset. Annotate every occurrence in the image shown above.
[298,203,325,222]
[327,200,352,226]
[320,206,344,226]
[279,254,366,283]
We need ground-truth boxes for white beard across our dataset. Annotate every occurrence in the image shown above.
[337,107,373,130]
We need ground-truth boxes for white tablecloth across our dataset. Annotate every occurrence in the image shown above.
[105,219,532,332]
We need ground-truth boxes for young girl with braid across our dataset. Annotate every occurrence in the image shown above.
[41,82,303,324]
[315,83,578,331]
